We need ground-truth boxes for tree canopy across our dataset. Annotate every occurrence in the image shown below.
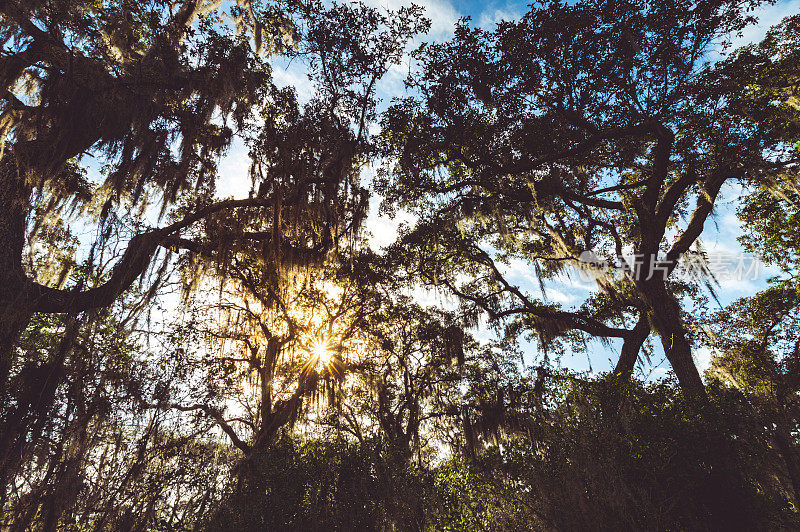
[379,0,800,392]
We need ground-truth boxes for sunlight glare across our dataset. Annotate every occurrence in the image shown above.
[311,339,333,366]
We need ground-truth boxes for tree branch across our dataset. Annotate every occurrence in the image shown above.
[665,172,730,269]
[26,197,274,314]
[161,402,251,454]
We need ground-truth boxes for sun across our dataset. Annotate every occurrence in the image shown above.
[311,339,333,366]
[302,337,340,377]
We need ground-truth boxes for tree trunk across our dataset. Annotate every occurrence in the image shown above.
[614,313,650,379]
[0,159,36,498]
[0,158,33,396]
[638,278,705,394]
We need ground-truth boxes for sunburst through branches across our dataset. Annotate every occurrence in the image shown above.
[303,337,340,377]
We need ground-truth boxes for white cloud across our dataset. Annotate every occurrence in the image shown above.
[495,258,586,305]
[400,283,462,312]
[364,192,417,250]
[694,346,715,374]
[478,4,522,28]
[360,0,460,40]
[216,138,252,199]
[542,287,575,304]
[271,61,314,103]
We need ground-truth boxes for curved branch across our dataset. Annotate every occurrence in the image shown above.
[613,312,651,378]
[27,197,274,314]
[432,267,628,339]
[665,172,730,270]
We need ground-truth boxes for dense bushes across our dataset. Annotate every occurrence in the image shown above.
[205,438,430,531]
[473,378,797,530]
[203,377,800,531]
